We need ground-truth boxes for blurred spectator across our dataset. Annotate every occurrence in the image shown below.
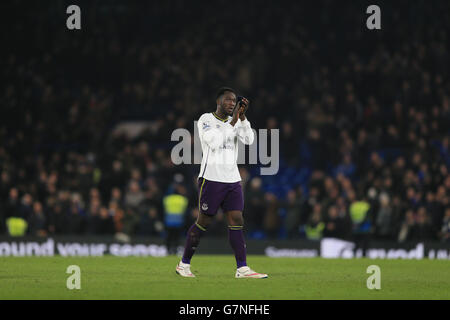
[244,177,265,232]
[280,122,299,166]
[124,181,145,212]
[4,188,20,219]
[19,193,33,221]
[28,201,47,237]
[263,193,280,239]
[113,208,125,236]
[67,202,85,234]
[334,154,356,180]
[6,216,28,237]
[163,184,189,254]
[109,187,123,207]
[48,204,67,235]
[138,206,164,236]
[304,207,325,241]
[86,196,101,234]
[440,208,450,243]
[349,197,371,254]
[410,207,434,241]
[398,210,417,243]
[282,189,303,239]
[323,205,347,239]
[0,1,449,243]
[122,208,140,236]
[94,207,115,235]
[375,193,393,240]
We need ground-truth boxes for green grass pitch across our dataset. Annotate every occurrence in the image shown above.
[0,255,449,300]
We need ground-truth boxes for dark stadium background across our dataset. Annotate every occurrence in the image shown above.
[0,0,449,251]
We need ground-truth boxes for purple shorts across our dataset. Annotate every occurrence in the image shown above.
[198,178,244,216]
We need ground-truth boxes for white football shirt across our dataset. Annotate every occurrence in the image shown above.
[197,112,254,183]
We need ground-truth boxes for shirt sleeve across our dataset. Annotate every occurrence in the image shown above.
[236,118,254,145]
[198,115,237,151]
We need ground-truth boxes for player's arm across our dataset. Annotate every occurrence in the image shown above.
[238,97,249,121]
[236,118,254,145]
[198,115,236,151]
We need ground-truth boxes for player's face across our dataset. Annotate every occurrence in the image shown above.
[221,92,237,115]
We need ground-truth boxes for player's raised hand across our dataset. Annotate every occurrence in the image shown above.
[239,97,249,121]
[230,101,241,126]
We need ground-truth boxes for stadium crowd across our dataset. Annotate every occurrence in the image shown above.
[1,1,449,243]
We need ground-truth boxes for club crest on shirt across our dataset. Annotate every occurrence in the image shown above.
[201,203,208,211]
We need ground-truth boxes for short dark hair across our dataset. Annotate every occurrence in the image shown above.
[216,87,236,100]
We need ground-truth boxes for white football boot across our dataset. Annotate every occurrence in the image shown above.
[235,266,268,279]
[176,261,195,278]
